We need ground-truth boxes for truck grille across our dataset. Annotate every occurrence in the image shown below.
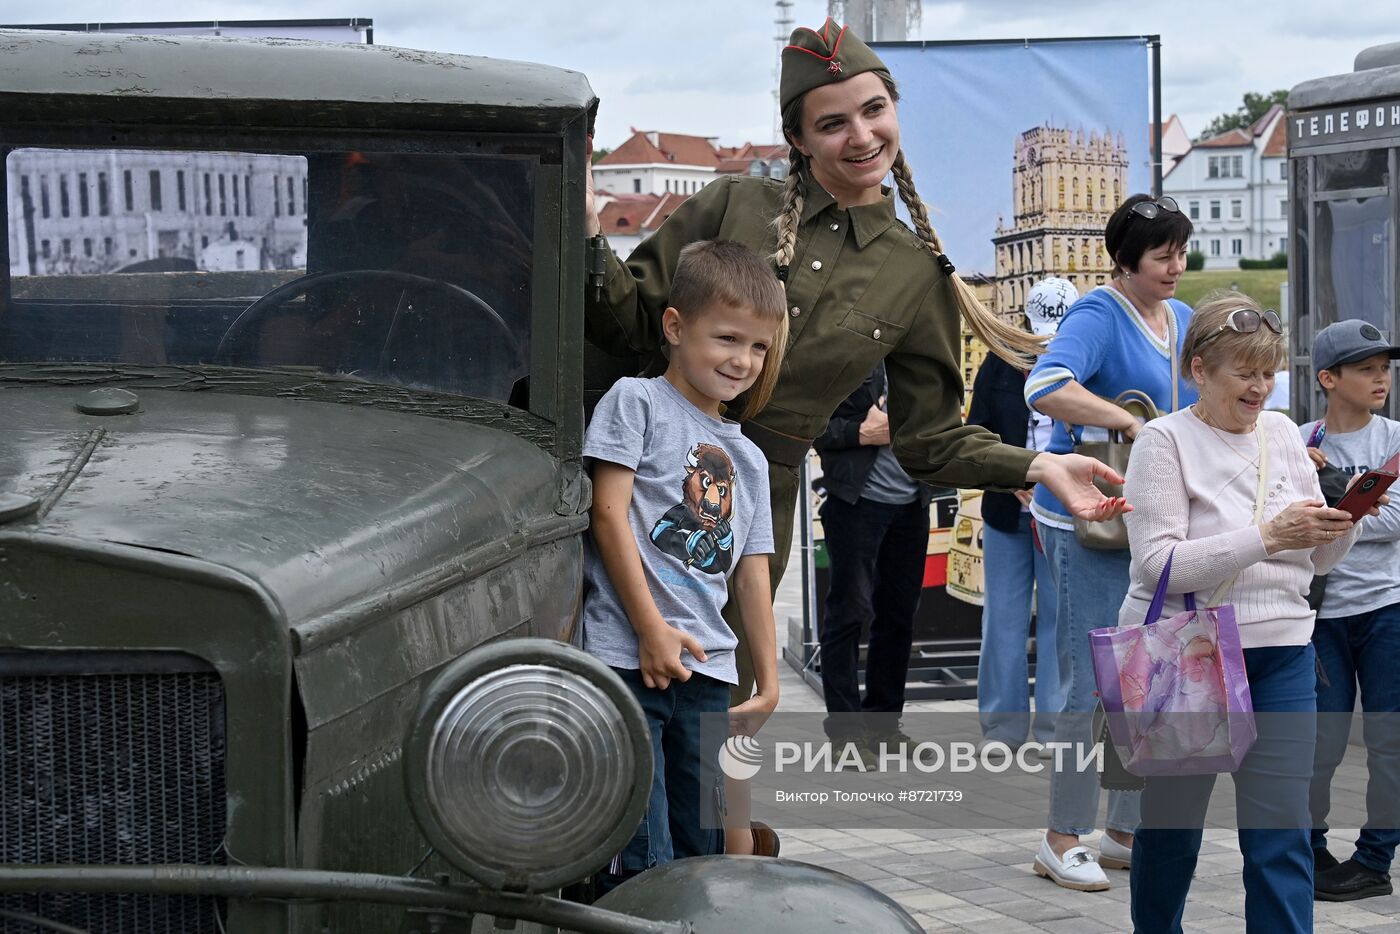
[0,652,228,933]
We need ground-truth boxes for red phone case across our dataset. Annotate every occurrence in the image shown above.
[1336,460,1399,521]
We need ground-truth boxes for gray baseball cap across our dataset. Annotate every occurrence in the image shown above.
[1313,319,1400,372]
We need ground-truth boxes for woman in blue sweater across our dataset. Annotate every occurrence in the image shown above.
[1025,194,1196,891]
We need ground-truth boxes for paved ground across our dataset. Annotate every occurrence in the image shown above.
[764,533,1400,932]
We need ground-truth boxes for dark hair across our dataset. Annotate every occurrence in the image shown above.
[1319,353,1391,384]
[1104,193,1194,275]
[669,239,789,420]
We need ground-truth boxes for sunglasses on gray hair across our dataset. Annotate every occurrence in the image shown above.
[1196,307,1283,347]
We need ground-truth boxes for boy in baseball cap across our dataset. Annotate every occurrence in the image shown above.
[1305,319,1400,901]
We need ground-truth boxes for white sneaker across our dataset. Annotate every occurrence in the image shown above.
[1033,835,1110,891]
[1098,832,1132,870]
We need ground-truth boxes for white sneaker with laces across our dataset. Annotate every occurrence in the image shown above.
[1098,832,1132,870]
[1033,835,1110,891]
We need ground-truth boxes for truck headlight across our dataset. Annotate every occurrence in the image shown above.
[405,638,651,892]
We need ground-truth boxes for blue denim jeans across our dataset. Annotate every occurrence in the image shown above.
[978,513,1064,745]
[1131,644,1317,934]
[1310,602,1400,873]
[1039,524,1139,835]
[598,666,730,893]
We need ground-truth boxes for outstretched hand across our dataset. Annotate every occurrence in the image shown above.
[1027,452,1132,522]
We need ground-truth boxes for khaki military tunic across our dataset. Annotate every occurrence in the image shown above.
[588,173,1037,490]
[586,173,1036,698]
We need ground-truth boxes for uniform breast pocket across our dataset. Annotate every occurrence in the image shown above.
[813,308,908,401]
[837,308,906,347]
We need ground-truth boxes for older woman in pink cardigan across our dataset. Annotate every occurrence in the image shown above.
[1120,292,1381,932]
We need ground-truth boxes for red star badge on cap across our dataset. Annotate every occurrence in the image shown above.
[827,59,843,75]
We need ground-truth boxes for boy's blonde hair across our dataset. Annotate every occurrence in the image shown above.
[670,239,790,420]
[1180,290,1287,383]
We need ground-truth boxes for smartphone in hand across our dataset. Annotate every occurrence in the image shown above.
[1335,452,1400,521]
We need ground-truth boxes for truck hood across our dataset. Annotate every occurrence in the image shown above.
[0,385,572,633]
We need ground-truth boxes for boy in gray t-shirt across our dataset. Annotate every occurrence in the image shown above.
[582,240,786,890]
[1304,319,1400,901]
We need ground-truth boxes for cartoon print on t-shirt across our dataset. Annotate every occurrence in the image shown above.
[649,442,736,574]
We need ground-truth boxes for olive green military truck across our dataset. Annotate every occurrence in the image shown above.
[0,29,922,934]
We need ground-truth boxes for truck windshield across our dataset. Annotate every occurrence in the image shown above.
[2,147,534,404]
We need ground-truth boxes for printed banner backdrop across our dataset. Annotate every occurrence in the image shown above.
[799,38,1153,645]
[872,37,1153,281]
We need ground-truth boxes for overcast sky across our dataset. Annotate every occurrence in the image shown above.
[2,0,1399,147]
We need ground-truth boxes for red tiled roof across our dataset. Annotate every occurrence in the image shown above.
[598,132,665,165]
[1196,127,1252,148]
[642,192,690,231]
[599,195,660,235]
[716,143,790,175]
[1250,103,1284,136]
[597,130,720,167]
[1195,105,1284,150]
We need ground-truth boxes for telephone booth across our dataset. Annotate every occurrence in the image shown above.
[1289,41,1400,422]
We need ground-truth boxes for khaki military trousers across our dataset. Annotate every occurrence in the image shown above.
[722,460,801,705]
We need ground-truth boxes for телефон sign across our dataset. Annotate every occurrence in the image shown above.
[1289,98,1400,152]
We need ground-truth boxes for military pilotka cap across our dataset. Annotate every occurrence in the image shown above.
[1313,319,1400,373]
[780,18,890,112]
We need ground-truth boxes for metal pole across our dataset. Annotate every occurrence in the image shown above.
[1150,36,1163,197]
[799,454,820,675]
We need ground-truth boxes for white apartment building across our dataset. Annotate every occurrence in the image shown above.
[1164,105,1288,270]
[6,148,308,277]
[1159,114,1192,175]
[591,130,720,197]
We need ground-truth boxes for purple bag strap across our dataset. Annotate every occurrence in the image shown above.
[1144,549,1197,624]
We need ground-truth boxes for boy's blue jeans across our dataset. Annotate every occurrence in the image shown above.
[977,513,1064,745]
[597,666,729,893]
[1131,644,1316,934]
[1310,602,1400,873]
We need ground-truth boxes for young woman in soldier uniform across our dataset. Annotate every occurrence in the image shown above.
[584,18,1127,854]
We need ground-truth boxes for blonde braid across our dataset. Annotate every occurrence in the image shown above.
[769,148,806,283]
[890,150,1045,368]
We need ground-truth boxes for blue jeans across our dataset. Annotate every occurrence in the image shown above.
[598,666,730,892]
[1131,644,1317,934]
[1039,524,1139,835]
[1310,602,1400,873]
[978,513,1064,745]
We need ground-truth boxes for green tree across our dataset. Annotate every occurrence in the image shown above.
[1198,90,1288,141]
[590,147,612,165]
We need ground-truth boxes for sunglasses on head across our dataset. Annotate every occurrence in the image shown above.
[1128,196,1181,220]
[1196,307,1283,347]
